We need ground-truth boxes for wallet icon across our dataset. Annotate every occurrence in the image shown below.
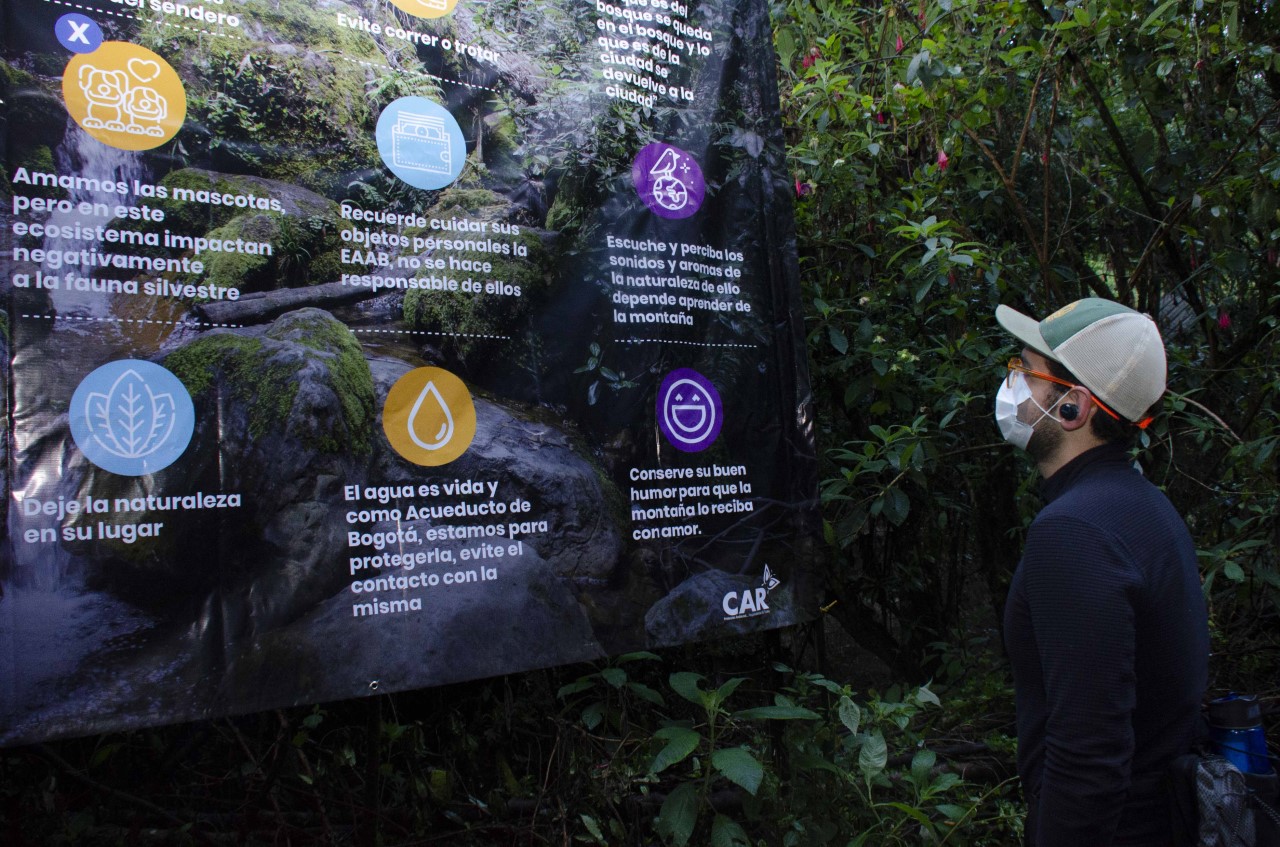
[391,112,453,175]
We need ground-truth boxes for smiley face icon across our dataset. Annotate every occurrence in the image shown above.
[657,368,723,452]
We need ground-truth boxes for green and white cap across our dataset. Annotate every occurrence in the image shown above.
[996,297,1166,425]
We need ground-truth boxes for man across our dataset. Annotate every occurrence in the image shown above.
[994,298,1209,846]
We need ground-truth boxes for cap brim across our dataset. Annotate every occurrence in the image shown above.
[996,304,1057,361]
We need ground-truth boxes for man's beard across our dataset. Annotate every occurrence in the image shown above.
[1026,413,1064,465]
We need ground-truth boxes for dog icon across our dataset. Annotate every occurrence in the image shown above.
[64,44,185,151]
[78,64,130,131]
[77,61,172,138]
[124,85,168,137]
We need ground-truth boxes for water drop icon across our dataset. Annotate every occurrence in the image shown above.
[383,367,476,466]
[407,381,454,450]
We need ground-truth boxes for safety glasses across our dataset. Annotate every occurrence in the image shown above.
[1005,357,1135,426]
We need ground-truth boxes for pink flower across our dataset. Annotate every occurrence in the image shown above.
[896,34,905,53]
[802,47,820,68]
[794,179,812,197]
[937,149,949,170]
[1218,312,1231,329]
[876,112,886,124]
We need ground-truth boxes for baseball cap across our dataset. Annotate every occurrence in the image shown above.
[995,298,1166,425]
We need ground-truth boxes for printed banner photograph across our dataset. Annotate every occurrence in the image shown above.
[0,0,818,746]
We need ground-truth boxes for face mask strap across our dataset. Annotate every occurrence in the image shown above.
[1026,389,1068,428]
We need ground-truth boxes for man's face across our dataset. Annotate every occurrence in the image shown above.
[1017,348,1067,462]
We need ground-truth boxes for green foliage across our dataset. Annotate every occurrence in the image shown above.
[574,342,642,405]
[139,0,384,188]
[548,659,1022,846]
[1,636,1020,844]
[779,0,1280,680]
[557,651,667,732]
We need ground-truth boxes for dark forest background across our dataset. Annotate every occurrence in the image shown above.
[4,0,1279,843]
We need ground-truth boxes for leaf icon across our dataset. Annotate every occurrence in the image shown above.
[86,368,178,460]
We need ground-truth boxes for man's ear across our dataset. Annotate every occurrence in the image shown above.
[1059,388,1094,431]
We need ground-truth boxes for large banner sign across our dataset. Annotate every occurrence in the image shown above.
[0,0,817,745]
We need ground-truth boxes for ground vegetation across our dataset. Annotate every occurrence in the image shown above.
[3,0,1278,843]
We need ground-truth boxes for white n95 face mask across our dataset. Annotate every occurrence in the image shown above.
[995,372,1064,450]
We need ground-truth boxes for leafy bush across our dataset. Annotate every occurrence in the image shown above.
[777,0,1280,688]
[556,654,1022,846]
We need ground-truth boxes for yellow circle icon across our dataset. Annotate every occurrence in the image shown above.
[63,43,186,151]
[388,0,458,19]
[382,367,477,466]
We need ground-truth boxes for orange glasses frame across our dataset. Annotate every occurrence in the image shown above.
[1005,357,1143,427]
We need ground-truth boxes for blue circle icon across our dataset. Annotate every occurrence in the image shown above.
[56,14,104,54]
[70,360,195,476]
[657,368,723,452]
[375,97,466,190]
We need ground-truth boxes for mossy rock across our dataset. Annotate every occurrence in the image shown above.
[165,309,374,454]
[138,0,411,190]
[165,332,270,400]
[1,62,69,194]
[307,250,346,285]
[426,188,511,219]
[11,146,57,182]
[3,144,63,217]
[544,193,590,233]
[484,107,519,151]
[151,170,345,289]
[480,104,525,184]
[191,212,346,293]
[264,309,375,455]
[157,170,325,231]
[403,189,552,362]
[157,170,255,233]
[0,62,65,141]
[198,215,280,293]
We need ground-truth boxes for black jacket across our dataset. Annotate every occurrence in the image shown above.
[1004,444,1209,846]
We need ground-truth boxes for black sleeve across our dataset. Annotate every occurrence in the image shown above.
[1021,514,1142,847]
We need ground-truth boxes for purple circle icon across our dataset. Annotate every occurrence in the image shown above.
[632,142,705,219]
[657,368,722,452]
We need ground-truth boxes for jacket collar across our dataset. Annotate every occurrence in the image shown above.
[1040,442,1131,504]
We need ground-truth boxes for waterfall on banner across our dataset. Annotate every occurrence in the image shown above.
[44,120,147,317]
[12,124,147,589]
[0,123,156,719]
